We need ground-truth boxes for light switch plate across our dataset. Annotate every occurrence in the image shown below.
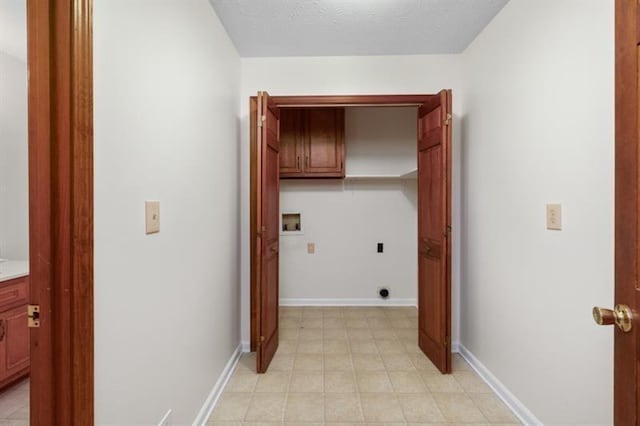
[145,201,160,234]
[546,204,561,230]
[307,243,315,254]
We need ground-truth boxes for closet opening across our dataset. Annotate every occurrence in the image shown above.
[250,92,452,375]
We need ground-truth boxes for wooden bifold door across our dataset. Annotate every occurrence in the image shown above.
[251,92,452,374]
[250,92,281,373]
[417,90,453,374]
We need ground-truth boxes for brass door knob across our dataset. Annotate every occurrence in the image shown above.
[593,305,633,332]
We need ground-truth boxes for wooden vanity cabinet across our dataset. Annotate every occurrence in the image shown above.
[279,108,345,178]
[0,276,29,390]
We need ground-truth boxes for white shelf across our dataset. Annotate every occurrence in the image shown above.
[400,169,417,179]
[344,168,417,180]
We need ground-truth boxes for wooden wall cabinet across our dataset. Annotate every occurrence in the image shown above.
[279,108,345,178]
[0,276,29,390]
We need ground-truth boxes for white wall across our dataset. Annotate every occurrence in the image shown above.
[0,0,27,61]
[280,107,417,304]
[0,51,28,260]
[460,0,614,423]
[94,1,241,424]
[240,55,464,346]
[345,107,417,176]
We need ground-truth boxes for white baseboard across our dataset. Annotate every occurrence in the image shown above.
[457,344,542,426]
[451,340,460,353]
[241,341,250,352]
[192,344,243,426]
[280,298,417,307]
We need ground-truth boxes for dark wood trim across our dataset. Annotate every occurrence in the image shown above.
[28,0,94,424]
[272,94,437,107]
[418,95,446,117]
[444,89,453,375]
[68,1,94,422]
[27,1,54,422]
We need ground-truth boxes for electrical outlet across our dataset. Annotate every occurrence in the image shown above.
[377,243,384,253]
[158,409,172,426]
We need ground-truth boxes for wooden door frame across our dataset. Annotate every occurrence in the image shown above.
[250,92,443,354]
[28,0,94,424]
[270,94,436,108]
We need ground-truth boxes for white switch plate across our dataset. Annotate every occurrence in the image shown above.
[145,201,160,234]
[307,243,315,254]
[546,204,562,230]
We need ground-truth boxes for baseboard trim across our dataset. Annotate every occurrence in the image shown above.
[280,298,417,307]
[457,344,542,426]
[192,344,243,426]
[241,341,250,352]
[451,340,460,353]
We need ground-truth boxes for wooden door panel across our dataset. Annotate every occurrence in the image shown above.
[255,92,280,374]
[419,145,443,238]
[265,118,280,245]
[261,241,279,366]
[264,141,280,338]
[305,108,344,175]
[613,1,639,423]
[417,90,452,375]
[279,109,304,175]
[419,256,442,337]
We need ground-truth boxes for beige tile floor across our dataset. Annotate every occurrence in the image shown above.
[208,307,520,425]
[0,378,29,426]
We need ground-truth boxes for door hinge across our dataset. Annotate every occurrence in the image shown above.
[444,113,452,126]
[28,305,40,328]
[258,115,266,128]
[257,225,266,237]
[260,335,265,342]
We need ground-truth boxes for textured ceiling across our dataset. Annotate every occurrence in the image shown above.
[210,0,510,57]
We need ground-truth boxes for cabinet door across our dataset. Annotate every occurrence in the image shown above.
[304,108,345,177]
[279,109,304,176]
[4,306,29,374]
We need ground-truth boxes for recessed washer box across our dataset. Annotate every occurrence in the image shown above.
[280,211,303,236]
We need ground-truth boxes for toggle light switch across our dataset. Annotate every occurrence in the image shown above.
[546,204,561,230]
[145,201,160,234]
